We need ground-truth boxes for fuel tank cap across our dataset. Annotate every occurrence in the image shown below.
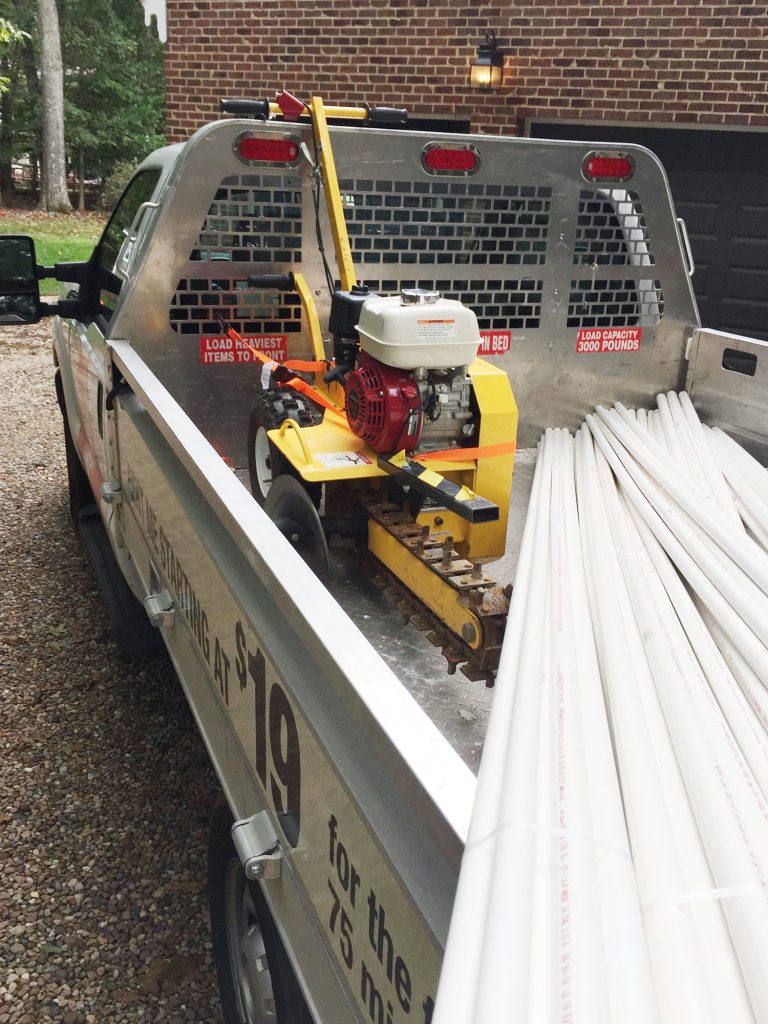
[400,287,440,305]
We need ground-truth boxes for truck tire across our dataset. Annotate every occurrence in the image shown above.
[208,799,315,1024]
[247,390,322,508]
[54,370,94,523]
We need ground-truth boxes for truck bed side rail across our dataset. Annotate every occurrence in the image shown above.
[108,339,475,1022]
[687,327,768,463]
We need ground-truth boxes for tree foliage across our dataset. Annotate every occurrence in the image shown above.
[0,16,28,94]
[0,0,164,200]
[61,0,165,178]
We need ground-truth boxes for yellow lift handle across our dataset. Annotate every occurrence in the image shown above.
[220,91,406,294]
[308,95,357,292]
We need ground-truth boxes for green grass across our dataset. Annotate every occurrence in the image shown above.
[0,211,106,266]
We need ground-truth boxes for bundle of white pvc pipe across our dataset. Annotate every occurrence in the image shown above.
[434,391,768,1023]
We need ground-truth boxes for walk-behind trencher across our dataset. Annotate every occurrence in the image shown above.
[223,92,519,684]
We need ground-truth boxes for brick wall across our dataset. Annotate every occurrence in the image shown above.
[163,0,768,142]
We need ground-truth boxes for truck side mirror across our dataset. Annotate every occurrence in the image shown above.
[0,235,42,325]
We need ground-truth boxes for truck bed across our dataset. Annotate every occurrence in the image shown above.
[211,407,538,774]
[199,329,768,776]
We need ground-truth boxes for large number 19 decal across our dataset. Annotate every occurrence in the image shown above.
[236,623,302,847]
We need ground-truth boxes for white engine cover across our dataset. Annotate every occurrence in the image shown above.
[356,294,481,369]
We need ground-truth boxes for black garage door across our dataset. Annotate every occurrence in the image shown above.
[528,122,768,340]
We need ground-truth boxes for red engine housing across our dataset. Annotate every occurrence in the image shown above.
[345,352,423,453]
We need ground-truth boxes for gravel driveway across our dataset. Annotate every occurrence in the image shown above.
[0,325,222,1022]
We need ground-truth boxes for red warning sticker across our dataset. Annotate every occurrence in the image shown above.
[200,334,287,365]
[576,327,642,354]
[479,329,512,356]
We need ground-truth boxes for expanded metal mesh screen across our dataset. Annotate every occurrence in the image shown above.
[170,170,665,336]
[567,278,664,328]
[353,276,544,331]
[574,189,655,267]
[338,178,552,269]
[171,172,304,335]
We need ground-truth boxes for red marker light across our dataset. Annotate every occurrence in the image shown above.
[238,137,299,163]
[583,154,634,182]
[422,145,480,174]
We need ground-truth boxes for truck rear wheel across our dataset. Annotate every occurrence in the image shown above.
[208,800,314,1024]
[247,390,321,508]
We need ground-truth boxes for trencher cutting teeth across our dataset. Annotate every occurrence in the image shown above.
[362,496,509,685]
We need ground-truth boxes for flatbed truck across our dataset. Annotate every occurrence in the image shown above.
[2,103,767,1022]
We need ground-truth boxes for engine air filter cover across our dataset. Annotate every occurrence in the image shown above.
[346,352,423,454]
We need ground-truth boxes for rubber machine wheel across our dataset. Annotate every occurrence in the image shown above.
[207,799,315,1024]
[264,475,330,581]
[247,389,322,508]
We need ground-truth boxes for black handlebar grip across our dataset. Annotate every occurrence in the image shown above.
[219,97,271,118]
[367,105,408,126]
[246,273,295,291]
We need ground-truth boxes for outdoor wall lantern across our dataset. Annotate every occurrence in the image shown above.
[469,31,504,91]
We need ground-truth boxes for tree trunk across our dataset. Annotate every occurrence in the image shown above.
[37,0,71,212]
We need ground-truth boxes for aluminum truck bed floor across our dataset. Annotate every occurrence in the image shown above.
[232,443,537,774]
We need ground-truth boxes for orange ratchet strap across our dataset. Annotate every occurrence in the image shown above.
[416,440,517,462]
[282,374,346,417]
[284,359,328,373]
[220,321,346,420]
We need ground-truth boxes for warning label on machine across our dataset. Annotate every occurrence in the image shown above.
[416,318,456,339]
[479,330,512,355]
[576,327,643,354]
[200,334,287,364]
[315,451,373,468]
